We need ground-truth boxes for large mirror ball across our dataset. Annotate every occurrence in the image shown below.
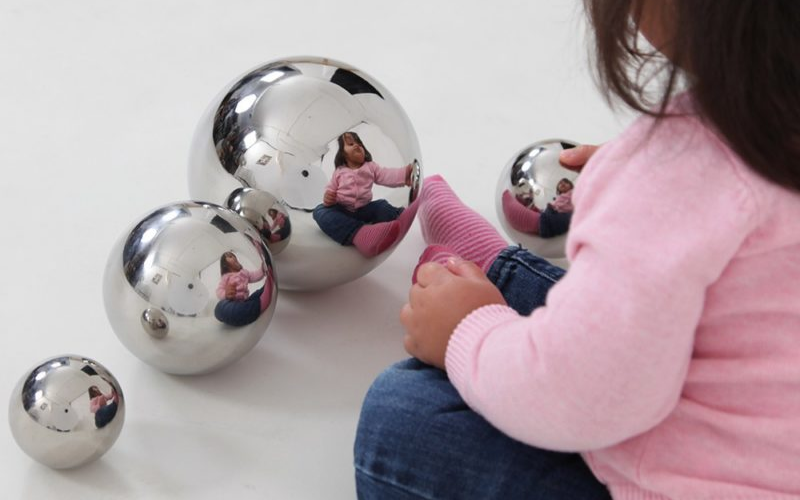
[188,56,423,291]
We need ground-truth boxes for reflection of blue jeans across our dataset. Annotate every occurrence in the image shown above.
[95,401,118,429]
[540,206,573,238]
[214,288,264,327]
[313,200,402,246]
[354,246,610,500]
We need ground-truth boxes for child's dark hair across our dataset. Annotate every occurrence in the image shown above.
[558,178,575,193]
[585,0,800,191]
[334,132,372,168]
[220,251,236,275]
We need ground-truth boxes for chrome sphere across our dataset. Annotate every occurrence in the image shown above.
[8,355,125,469]
[226,187,291,256]
[188,56,423,291]
[103,202,278,375]
[495,139,581,260]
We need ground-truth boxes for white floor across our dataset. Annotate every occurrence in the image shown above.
[0,1,628,498]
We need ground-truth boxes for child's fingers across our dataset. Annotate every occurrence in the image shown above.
[445,258,483,279]
[414,261,450,287]
[559,144,600,170]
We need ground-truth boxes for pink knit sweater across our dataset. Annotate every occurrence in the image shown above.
[216,268,264,301]
[326,161,407,211]
[446,107,800,499]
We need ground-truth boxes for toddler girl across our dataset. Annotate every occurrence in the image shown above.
[355,1,800,498]
[214,251,272,327]
[313,132,416,257]
[502,177,576,237]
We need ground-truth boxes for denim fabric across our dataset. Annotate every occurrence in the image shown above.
[354,246,610,500]
[94,401,118,429]
[539,207,572,239]
[213,288,263,326]
[313,199,403,245]
[486,245,567,315]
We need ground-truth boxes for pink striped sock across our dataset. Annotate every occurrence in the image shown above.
[417,175,508,272]
[353,220,400,257]
[259,274,273,311]
[501,190,541,234]
[395,196,421,239]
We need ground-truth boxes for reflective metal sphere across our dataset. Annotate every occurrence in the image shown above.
[226,187,291,256]
[8,355,125,469]
[188,56,423,291]
[103,202,278,375]
[495,139,581,260]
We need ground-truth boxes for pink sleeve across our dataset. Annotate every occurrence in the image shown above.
[89,395,106,413]
[552,191,574,213]
[243,267,265,283]
[444,117,758,452]
[325,169,340,193]
[216,274,229,300]
[370,162,407,187]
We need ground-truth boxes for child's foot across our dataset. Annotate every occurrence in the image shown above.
[411,245,459,284]
[501,190,541,234]
[417,175,507,272]
[353,220,400,257]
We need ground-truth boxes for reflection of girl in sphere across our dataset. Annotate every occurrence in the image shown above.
[501,177,575,237]
[214,251,272,327]
[88,385,119,429]
[313,132,417,257]
[266,208,289,243]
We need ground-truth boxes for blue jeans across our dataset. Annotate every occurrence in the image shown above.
[313,199,403,245]
[354,246,610,500]
[214,287,264,326]
[539,206,573,239]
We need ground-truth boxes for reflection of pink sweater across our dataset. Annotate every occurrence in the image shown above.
[326,161,406,211]
[550,190,573,213]
[216,268,264,300]
[269,213,286,231]
[446,102,800,498]
[89,392,118,413]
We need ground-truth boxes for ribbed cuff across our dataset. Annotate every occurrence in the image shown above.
[444,303,522,402]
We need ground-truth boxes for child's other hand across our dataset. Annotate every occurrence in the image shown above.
[323,190,337,206]
[559,144,600,172]
[400,259,506,369]
[225,284,237,300]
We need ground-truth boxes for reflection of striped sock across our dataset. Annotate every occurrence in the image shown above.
[412,245,457,284]
[418,175,508,272]
[395,196,421,239]
[259,282,272,311]
[353,220,400,257]
[501,190,540,234]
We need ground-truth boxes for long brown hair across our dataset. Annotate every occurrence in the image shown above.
[220,251,237,275]
[334,132,372,168]
[585,0,800,191]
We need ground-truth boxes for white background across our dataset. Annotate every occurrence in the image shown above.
[0,1,630,498]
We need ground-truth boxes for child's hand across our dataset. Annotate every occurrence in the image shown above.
[225,284,237,300]
[559,144,600,172]
[400,258,506,369]
[404,163,413,186]
[323,190,337,206]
